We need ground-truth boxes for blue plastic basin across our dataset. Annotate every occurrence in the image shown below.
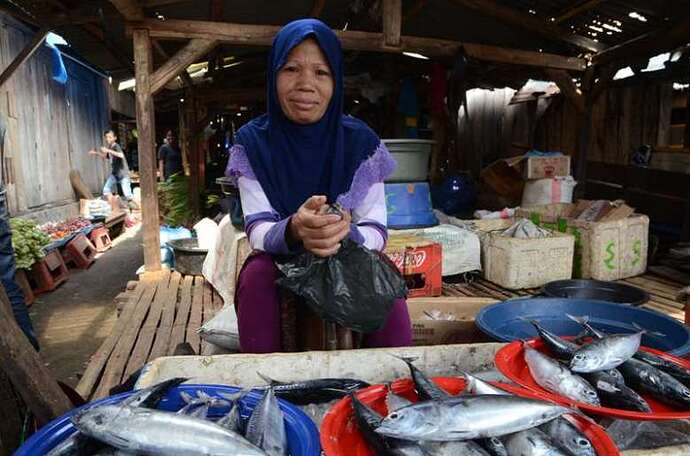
[476,298,690,357]
[385,182,438,229]
[15,384,321,456]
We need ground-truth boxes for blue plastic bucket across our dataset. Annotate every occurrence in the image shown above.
[385,182,438,229]
[476,298,690,357]
[16,384,321,456]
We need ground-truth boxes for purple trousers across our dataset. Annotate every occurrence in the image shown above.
[236,252,412,353]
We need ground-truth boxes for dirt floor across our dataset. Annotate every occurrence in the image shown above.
[31,224,143,388]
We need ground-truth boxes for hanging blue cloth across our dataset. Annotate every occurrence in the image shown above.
[45,33,68,85]
[233,19,379,219]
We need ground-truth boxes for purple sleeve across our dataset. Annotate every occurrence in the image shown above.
[226,144,256,185]
[263,217,301,255]
[336,142,396,210]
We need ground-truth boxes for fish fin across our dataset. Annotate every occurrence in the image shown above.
[256,371,280,386]
[566,314,589,325]
[219,387,252,403]
[196,390,212,401]
[179,391,195,404]
[631,322,665,338]
[392,355,419,365]
[596,380,620,393]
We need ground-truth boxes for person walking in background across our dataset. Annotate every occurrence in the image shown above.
[158,129,184,181]
[89,129,135,209]
[0,114,40,350]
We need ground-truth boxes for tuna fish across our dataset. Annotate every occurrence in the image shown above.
[395,356,451,401]
[540,417,596,456]
[256,372,369,405]
[524,319,580,360]
[592,380,652,413]
[569,331,644,373]
[245,387,288,456]
[503,428,569,456]
[618,358,690,409]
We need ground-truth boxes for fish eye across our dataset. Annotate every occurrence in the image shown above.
[389,413,399,420]
[575,354,584,360]
[587,390,597,396]
[578,438,591,447]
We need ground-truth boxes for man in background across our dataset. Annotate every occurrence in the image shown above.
[0,114,40,350]
[158,129,184,181]
[90,129,135,209]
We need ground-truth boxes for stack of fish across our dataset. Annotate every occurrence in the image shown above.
[523,315,690,411]
[353,357,594,455]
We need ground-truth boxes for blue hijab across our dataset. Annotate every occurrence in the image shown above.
[235,19,379,218]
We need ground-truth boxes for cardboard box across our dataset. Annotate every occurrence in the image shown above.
[517,202,649,281]
[407,297,497,346]
[385,234,442,298]
[524,155,571,179]
[481,227,575,289]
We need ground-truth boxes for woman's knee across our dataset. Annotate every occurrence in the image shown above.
[238,252,279,286]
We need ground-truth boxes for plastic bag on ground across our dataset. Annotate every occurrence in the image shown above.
[197,305,239,351]
[275,239,407,333]
[193,218,219,250]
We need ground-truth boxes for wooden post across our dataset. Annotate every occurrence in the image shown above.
[0,284,72,425]
[0,28,49,89]
[383,0,402,47]
[178,97,190,175]
[133,29,162,272]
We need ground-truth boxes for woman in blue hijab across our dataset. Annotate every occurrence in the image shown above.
[227,18,411,353]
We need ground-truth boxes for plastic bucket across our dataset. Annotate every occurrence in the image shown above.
[475,297,690,357]
[382,139,434,182]
[385,182,438,229]
[16,384,321,456]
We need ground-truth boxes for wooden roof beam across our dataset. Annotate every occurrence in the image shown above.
[553,0,605,24]
[383,0,402,47]
[134,19,587,71]
[0,28,48,89]
[448,0,605,53]
[152,40,194,88]
[592,14,690,67]
[150,38,217,94]
[543,68,585,114]
[109,0,145,21]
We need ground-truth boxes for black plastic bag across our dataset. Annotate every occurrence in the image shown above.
[275,239,407,333]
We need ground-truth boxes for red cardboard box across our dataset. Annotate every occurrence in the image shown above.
[385,235,442,298]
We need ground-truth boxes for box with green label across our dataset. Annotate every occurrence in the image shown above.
[516,203,649,281]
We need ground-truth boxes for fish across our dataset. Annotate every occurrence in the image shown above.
[386,384,413,411]
[463,372,509,396]
[256,373,369,405]
[72,404,266,456]
[395,356,451,401]
[477,437,509,456]
[523,319,580,360]
[177,391,230,418]
[350,393,426,456]
[523,344,600,406]
[422,441,492,455]
[503,428,569,456]
[540,417,596,456]
[582,368,626,389]
[217,389,251,434]
[569,331,644,373]
[375,395,573,441]
[566,315,605,339]
[245,387,288,456]
[633,350,690,387]
[618,358,690,409]
[592,380,652,413]
[47,378,188,456]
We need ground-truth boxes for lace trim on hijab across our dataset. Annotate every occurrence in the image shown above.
[225,144,256,184]
[337,142,396,210]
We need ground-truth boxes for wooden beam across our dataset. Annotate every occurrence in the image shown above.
[0,284,72,425]
[309,0,326,18]
[0,28,48,89]
[152,40,194,88]
[383,0,402,47]
[593,15,690,66]
[553,0,604,24]
[133,28,161,271]
[448,0,605,53]
[150,38,217,94]
[136,19,587,71]
[543,68,585,114]
[109,0,145,21]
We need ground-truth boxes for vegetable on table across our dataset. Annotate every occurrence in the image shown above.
[9,218,52,269]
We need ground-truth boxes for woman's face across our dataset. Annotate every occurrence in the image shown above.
[276,38,334,124]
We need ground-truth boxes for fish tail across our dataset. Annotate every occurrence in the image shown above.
[219,387,252,403]
[392,355,419,365]
[256,371,279,386]
[631,322,665,338]
[566,313,589,326]
[179,391,195,404]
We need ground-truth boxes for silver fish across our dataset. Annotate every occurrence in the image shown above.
[503,428,569,455]
[524,345,600,406]
[245,387,288,456]
[478,436,509,456]
[592,379,651,412]
[72,405,265,456]
[375,395,573,441]
[422,440,491,455]
[217,389,251,434]
[386,385,413,411]
[395,356,451,401]
[570,331,643,373]
[540,417,596,456]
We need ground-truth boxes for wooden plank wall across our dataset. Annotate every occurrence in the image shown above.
[454,82,673,176]
[0,13,109,216]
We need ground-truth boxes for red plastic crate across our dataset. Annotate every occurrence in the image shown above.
[89,225,112,252]
[61,233,96,269]
[384,235,442,298]
[29,250,69,294]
